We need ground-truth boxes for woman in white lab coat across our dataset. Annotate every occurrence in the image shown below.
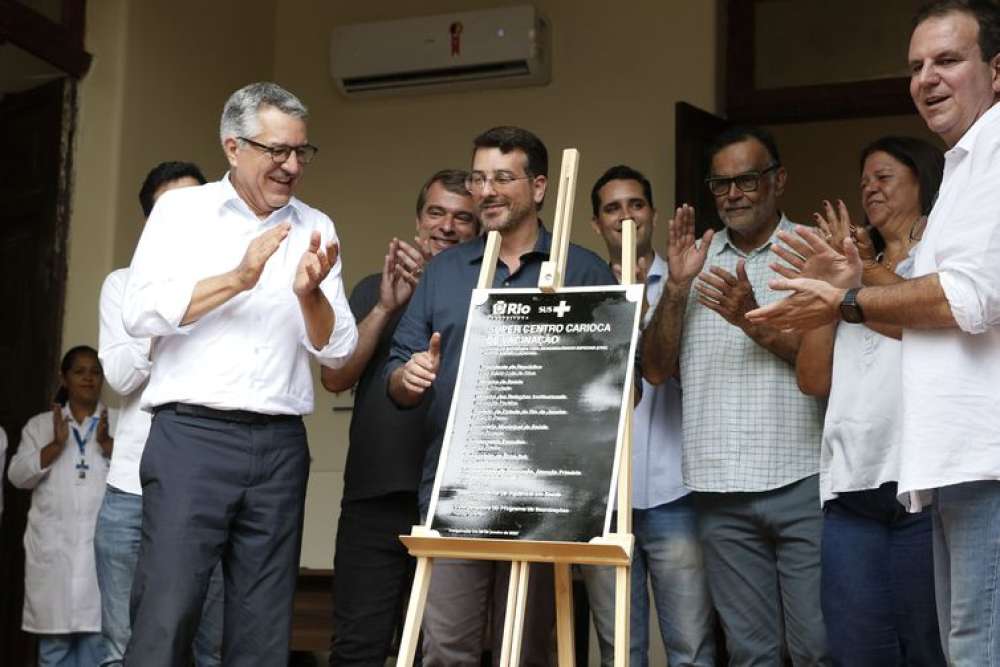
[8,345,116,666]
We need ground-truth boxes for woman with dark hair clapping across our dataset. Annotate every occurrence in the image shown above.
[774,136,948,666]
[8,345,116,666]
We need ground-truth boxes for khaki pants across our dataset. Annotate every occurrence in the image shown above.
[422,559,555,666]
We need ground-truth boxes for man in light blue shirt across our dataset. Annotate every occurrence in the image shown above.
[583,165,715,667]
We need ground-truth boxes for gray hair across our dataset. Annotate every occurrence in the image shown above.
[219,82,308,146]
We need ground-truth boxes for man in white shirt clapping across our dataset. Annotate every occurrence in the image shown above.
[121,82,358,666]
[748,2,1000,662]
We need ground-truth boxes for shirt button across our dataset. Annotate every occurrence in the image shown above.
[504,281,510,286]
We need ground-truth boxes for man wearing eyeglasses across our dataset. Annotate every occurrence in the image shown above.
[322,170,479,666]
[387,126,614,666]
[642,127,829,665]
[121,82,358,666]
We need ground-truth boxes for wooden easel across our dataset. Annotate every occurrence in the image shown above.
[396,149,638,667]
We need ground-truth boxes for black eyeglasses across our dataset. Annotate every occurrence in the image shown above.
[238,137,319,165]
[706,164,779,196]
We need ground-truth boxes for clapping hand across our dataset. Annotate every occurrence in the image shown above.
[813,199,853,255]
[97,409,113,456]
[394,239,427,285]
[236,222,291,290]
[666,205,714,287]
[813,199,879,268]
[377,239,422,312]
[294,230,339,297]
[51,404,69,447]
[695,259,758,329]
[770,225,862,289]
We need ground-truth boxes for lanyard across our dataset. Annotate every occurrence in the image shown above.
[71,416,98,457]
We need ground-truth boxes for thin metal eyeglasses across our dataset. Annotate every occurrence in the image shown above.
[238,136,319,165]
[465,171,533,192]
[706,164,779,196]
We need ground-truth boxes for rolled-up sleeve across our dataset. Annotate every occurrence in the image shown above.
[99,270,153,394]
[122,191,201,338]
[935,166,1000,334]
[301,219,358,368]
[309,258,358,369]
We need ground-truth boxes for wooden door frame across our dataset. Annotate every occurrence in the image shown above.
[0,0,92,78]
[0,4,87,663]
[0,75,78,667]
[723,0,914,124]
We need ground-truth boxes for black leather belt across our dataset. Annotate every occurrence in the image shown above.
[155,402,300,425]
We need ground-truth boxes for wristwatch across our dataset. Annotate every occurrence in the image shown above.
[839,287,865,323]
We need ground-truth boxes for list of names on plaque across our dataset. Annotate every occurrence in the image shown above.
[431,288,640,542]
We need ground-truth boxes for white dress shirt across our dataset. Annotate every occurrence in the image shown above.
[899,101,1000,509]
[123,175,358,415]
[8,405,116,633]
[99,267,152,495]
[632,253,687,509]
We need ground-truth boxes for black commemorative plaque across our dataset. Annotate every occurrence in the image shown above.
[428,286,642,543]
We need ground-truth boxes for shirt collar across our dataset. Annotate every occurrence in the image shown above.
[950,100,1000,159]
[713,212,792,258]
[466,221,552,264]
[217,172,306,224]
[647,253,666,284]
[61,403,103,427]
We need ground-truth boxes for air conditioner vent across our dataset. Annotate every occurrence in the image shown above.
[343,60,531,93]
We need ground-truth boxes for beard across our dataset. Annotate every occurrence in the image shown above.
[480,194,535,232]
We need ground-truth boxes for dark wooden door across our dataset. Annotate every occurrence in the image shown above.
[675,101,730,236]
[0,77,73,667]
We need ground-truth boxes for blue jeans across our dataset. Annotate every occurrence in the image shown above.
[94,485,223,666]
[933,480,1000,666]
[822,484,945,666]
[37,633,105,666]
[581,496,715,667]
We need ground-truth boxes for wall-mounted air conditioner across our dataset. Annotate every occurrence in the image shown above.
[330,5,550,97]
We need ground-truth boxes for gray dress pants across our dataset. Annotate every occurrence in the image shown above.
[694,475,831,667]
[422,559,555,666]
[125,407,310,667]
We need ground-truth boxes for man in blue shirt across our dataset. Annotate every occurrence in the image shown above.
[387,126,614,666]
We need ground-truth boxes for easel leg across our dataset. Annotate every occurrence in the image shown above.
[499,561,523,667]
[613,564,630,667]
[395,556,433,667]
[554,563,576,667]
[509,561,531,667]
